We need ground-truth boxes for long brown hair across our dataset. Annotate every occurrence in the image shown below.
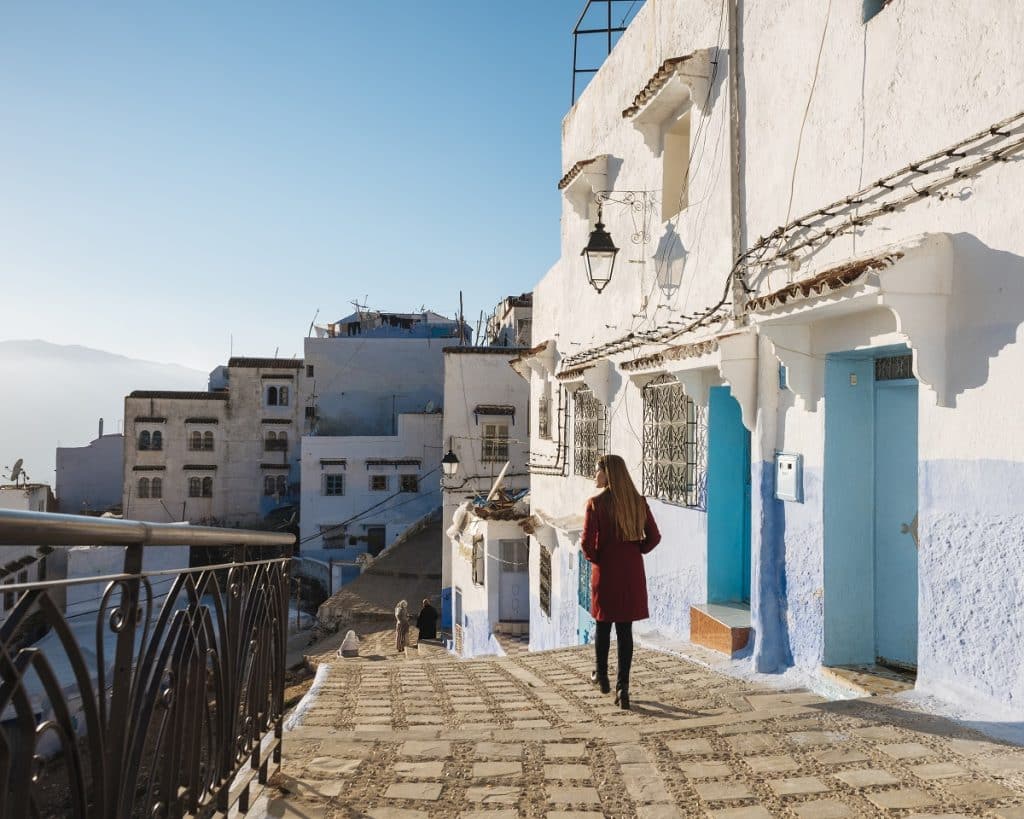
[597,454,647,541]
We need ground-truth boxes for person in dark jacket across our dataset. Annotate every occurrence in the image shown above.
[581,453,661,710]
[416,598,439,641]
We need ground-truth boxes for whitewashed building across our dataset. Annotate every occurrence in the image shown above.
[526,0,1024,715]
[0,483,65,622]
[122,357,305,526]
[442,297,532,654]
[55,420,124,514]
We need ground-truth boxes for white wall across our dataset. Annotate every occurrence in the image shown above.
[299,413,443,552]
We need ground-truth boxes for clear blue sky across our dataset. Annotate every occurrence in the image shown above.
[0,2,615,370]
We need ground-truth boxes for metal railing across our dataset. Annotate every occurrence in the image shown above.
[0,509,294,818]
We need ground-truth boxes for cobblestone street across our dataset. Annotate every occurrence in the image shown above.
[257,634,1024,818]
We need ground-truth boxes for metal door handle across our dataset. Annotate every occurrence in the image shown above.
[900,512,919,549]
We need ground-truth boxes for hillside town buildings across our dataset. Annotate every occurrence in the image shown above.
[522,0,1024,716]
[441,296,532,654]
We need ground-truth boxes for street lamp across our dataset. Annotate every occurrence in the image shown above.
[441,441,460,478]
[581,205,619,294]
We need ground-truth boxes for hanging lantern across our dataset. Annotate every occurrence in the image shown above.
[581,206,619,293]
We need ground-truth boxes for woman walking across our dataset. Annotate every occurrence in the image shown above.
[581,454,661,710]
[395,599,410,652]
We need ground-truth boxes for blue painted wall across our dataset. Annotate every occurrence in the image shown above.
[707,386,751,603]
[441,586,452,629]
[823,355,876,666]
[751,460,794,672]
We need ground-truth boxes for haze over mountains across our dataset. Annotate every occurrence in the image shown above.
[0,340,208,488]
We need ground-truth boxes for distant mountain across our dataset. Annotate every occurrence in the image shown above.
[0,340,208,486]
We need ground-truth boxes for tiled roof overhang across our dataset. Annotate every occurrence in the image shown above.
[748,253,904,312]
[129,391,228,401]
[557,157,601,191]
[443,346,530,355]
[228,357,303,369]
[622,51,713,119]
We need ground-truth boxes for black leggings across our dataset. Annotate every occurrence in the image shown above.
[594,620,633,690]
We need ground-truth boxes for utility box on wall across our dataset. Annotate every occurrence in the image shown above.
[775,452,803,502]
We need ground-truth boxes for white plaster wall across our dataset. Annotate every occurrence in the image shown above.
[0,485,54,512]
[56,434,124,513]
[304,338,447,436]
[299,413,442,551]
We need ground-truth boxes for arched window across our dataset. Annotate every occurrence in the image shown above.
[201,477,213,497]
[276,475,287,496]
[267,386,278,406]
[151,477,162,499]
[264,476,276,496]
[139,431,151,450]
[151,430,163,451]
[264,430,276,450]
[279,386,289,406]
[137,478,150,498]
[190,431,202,451]
[278,431,288,447]
[188,477,202,497]
[203,431,214,451]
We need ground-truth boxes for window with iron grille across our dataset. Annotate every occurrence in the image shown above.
[538,393,551,440]
[369,474,389,492]
[472,537,484,586]
[539,545,552,617]
[875,353,914,381]
[324,474,345,496]
[400,474,419,493]
[481,423,509,462]
[573,387,606,478]
[188,477,202,498]
[642,375,707,509]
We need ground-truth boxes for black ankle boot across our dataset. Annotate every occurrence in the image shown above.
[614,687,630,710]
[590,670,611,694]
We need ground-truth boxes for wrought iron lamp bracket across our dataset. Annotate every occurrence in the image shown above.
[594,190,657,245]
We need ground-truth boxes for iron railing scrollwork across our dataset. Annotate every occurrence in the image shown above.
[0,509,294,818]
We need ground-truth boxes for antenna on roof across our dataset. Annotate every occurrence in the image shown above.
[307,308,319,337]
[4,458,25,486]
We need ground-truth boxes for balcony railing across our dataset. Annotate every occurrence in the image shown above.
[0,508,294,818]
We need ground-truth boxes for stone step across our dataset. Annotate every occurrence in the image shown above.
[690,602,751,656]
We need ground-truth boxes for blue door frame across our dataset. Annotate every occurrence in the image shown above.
[706,386,751,603]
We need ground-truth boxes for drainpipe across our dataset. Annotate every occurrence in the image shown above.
[728,0,748,323]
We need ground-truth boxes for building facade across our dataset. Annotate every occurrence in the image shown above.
[55,420,124,514]
[122,357,305,526]
[441,300,532,653]
[525,0,1024,715]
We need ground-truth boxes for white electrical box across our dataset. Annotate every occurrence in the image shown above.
[775,453,803,502]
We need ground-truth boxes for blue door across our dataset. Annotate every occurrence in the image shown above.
[873,380,919,668]
[707,386,751,603]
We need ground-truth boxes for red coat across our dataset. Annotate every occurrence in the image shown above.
[580,491,661,622]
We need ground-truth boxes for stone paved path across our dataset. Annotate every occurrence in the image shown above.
[255,634,1024,818]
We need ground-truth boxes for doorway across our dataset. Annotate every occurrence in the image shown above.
[366,526,386,556]
[824,349,919,669]
[706,386,752,603]
[498,539,529,622]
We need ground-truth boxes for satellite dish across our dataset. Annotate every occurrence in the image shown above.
[425,401,435,413]
[9,458,23,484]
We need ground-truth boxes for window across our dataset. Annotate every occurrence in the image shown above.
[3,582,14,611]
[264,476,277,495]
[642,375,707,509]
[324,474,345,496]
[265,431,288,451]
[279,386,289,406]
[538,393,552,440]
[516,318,532,346]
[539,546,552,617]
[276,475,287,496]
[267,386,278,406]
[151,430,163,450]
[370,474,389,492]
[189,430,203,451]
[201,477,213,497]
[481,423,509,462]
[662,109,691,220]
[306,364,314,377]
[137,478,150,499]
[151,477,162,499]
[203,431,214,451]
[305,406,317,418]
[472,537,484,586]
[399,474,419,493]
[189,477,202,497]
[573,387,606,478]
[138,430,151,450]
